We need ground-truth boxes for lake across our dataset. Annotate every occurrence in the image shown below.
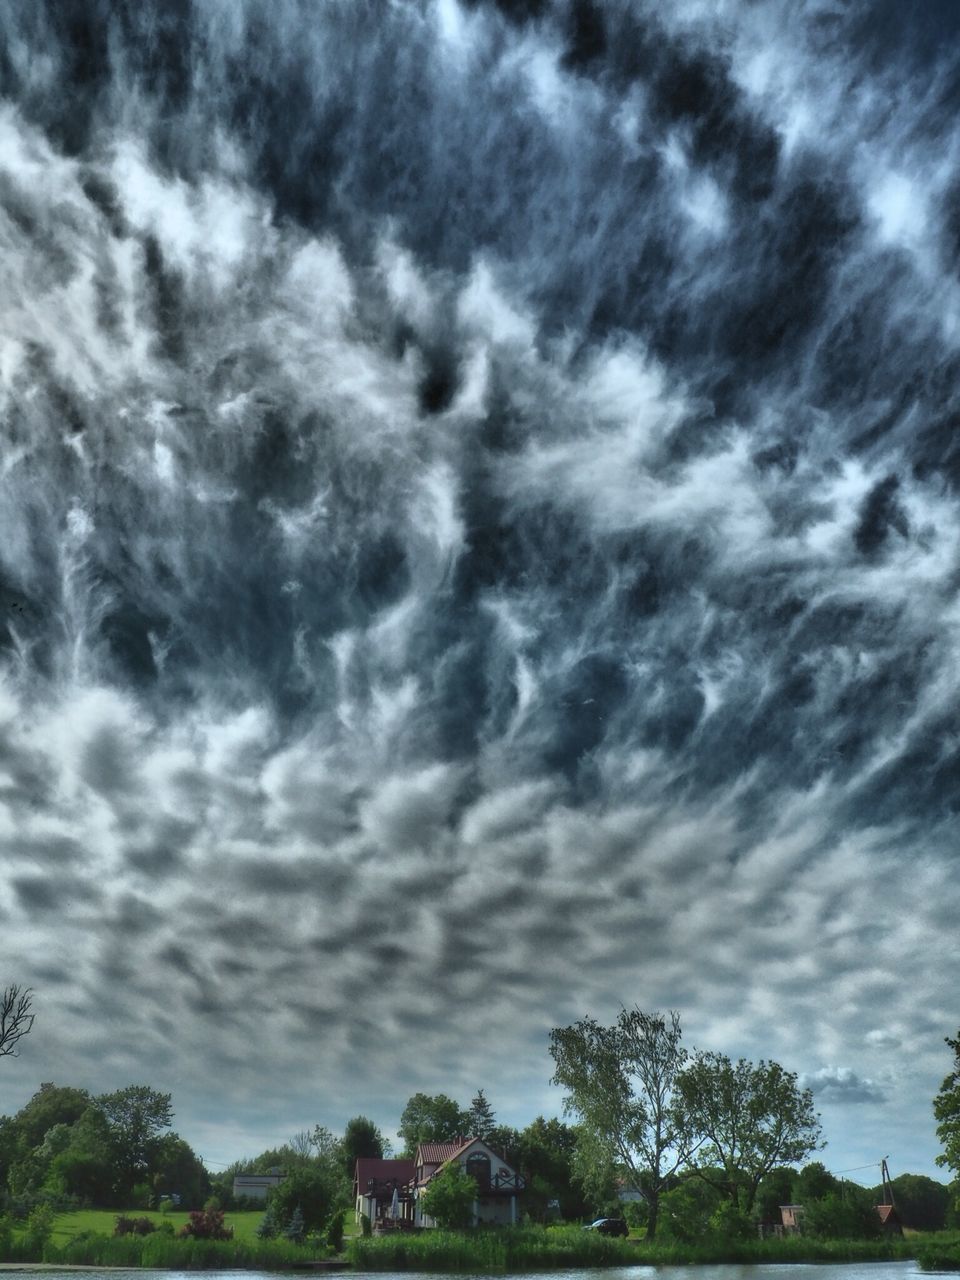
[0,1261,923,1280]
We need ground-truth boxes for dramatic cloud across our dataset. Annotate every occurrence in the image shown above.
[0,0,957,1177]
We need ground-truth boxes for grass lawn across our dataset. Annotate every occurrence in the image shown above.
[47,1208,268,1245]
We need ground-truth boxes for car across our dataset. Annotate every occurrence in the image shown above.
[583,1217,628,1236]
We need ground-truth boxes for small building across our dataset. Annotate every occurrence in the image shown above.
[233,1173,284,1203]
[780,1204,805,1234]
[875,1203,903,1236]
[355,1158,416,1228]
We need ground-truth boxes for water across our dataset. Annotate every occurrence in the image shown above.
[0,1262,922,1280]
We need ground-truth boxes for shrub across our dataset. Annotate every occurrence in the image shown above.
[23,1203,55,1254]
[284,1204,306,1244]
[326,1207,345,1252]
[257,1202,280,1238]
[361,1211,372,1237]
[178,1206,234,1240]
[114,1215,157,1236]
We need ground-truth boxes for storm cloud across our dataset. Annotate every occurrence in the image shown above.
[0,0,957,1176]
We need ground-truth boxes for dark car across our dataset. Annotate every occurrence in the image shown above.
[584,1218,628,1237]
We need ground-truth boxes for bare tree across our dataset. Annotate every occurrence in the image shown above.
[0,984,34,1058]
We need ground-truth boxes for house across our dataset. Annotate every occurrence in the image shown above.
[354,1158,416,1227]
[355,1137,525,1230]
[413,1136,525,1228]
[233,1172,284,1202]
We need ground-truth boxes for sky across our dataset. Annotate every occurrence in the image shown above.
[0,0,957,1188]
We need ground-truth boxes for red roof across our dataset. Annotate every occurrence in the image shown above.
[416,1136,484,1166]
[355,1158,415,1188]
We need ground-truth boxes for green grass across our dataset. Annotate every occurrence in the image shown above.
[46,1206,268,1246]
[915,1228,960,1270]
[347,1224,917,1271]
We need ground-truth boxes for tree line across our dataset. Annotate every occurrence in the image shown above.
[2,983,958,1239]
[549,1006,960,1239]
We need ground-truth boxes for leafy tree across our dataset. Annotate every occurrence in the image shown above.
[935,1030,960,1177]
[753,1166,797,1224]
[515,1116,588,1221]
[550,1007,690,1238]
[675,1052,822,1212]
[803,1187,881,1239]
[468,1090,496,1140]
[420,1162,476,1229]
[0,986,34,1059]
[96,1086,173,1199]
[486,1124,521,1166]
[342,1116,385,1177]
[658,1174,724,1242]
[792,1161,841,1205]
[398,1094,468,1154]
[872,1173,950,1231]
[11,1083,92,1149]
[151,1133,210,1209]
[268,1166,337,1236]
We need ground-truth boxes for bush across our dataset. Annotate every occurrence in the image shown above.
[361,1211,372,1237]
[114,1215,157,1236]
[178,1206,234,1240]
[23,1203,54,1254]
[326,1207,345,1252]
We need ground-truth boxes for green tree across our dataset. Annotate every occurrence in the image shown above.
[398,1094,468,1154]
[753,1166,797,1224]
[516,1116,588,1221]
[468,1090,496,1140]
[96,1086,173,1199]
[342,1116,385,1177]
[804,1187,880,1239]
[550,1007,690,1238]
[151,1133,210,1208]
[46,1105,115,1206]
[675,1053,822,1212]
[486,1124,521,1166]
[792,1161,841,1204]
[657,1174,723,1242]
[420,1162,476,1228]
[268,1166,337,1236]
[875,1173,950,1231]
[11,1083,92,1149]
[935,1031,960,1177]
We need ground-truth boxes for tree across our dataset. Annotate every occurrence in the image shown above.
[45,1106,115,1206]
[0,986,34,1059]
[342,1116,385,1177]
[398,1094,468,1154]
[468,1090,496,1140]
[516,1117,589,1221]
[550,1007,691,1238]
[803,1187,881,1239]
[96,1086,173,1199]
[874,1173,950,1232]
[935,1031,960,1177]
[792,1160,841,1205]
[675,1052,822,1212]
[268,1166,336,1236]
[151,1133,210,1209]
[419,1162,476,1229]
